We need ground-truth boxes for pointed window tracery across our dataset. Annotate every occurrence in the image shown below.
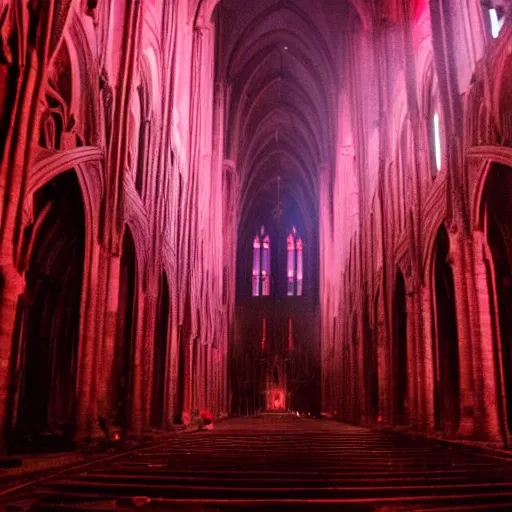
[252,226,270,296]
[286,226,303,296]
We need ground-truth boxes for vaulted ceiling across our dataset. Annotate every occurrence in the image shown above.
[219,0,358,241]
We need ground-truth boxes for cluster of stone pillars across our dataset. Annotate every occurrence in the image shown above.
[323,161,512,445]
[0,0,230,452]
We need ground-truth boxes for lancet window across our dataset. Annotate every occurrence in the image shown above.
[252,226,271,296]
[489,5,505,38]
[428,87,443,177]
[433,112,442,173]
[287,226,303,296]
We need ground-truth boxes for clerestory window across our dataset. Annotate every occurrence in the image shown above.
[433,112,442,174]
[489,6,505,38]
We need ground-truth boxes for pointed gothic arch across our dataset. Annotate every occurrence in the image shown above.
[394,269,408,425]
[431,225,460,434]
[9,171,85,450]
[482,163,512,433]
[151,271,171,428]
[113,227,138,430]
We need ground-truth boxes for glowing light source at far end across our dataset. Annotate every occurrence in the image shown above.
[490,8,504,39]
[433,113,442,173]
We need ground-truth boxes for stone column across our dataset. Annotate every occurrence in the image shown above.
[376,294,390,424]
[406,286,418,426]
[142,291,158,429]
[0,267,25,451]
[95,253,121,430]
[419,283,436,433]
[130,288,147,435]
[167,321,180,426]
[472,231,506,443]
[74,238,107,441]
[450,233,478,438]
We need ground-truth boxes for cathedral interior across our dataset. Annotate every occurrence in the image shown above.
[4,0,512,509]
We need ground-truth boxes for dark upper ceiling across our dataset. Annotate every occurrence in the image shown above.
[218,0,363,239]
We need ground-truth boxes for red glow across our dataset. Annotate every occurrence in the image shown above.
[200,410,213,422]
[0,0,506,461]
[266,388,286,411]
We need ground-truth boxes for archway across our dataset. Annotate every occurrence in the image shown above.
[363,299,379,422]
[151,271,170,428]
[112,228,137,431]
[12,171,85,450]
[394,270,408,425]
[432,226,460,433]
[174,325,187,423]
[484,164,512,432]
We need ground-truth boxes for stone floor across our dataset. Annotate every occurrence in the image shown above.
[3,414,512,510]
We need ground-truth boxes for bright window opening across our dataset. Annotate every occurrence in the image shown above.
[252,226,270,296]
[433,113,442,173]
[490,8,505,39]
[286,226,303,296]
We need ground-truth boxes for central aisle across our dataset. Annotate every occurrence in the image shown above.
[5,415,512,510]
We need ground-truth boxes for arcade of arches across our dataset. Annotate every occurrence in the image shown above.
[1,0,512,451]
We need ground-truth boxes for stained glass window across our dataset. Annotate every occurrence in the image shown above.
[252,235,261,296]
[286,226,303,296]
[252,226,271,296]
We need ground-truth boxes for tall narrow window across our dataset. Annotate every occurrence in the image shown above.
[262,233,270,295]
[433,113,442,173]
[252,226,271,296]
[489,7,505,38]
[287,232,295,295]
[296,236,303,295]
[286,226,304,296]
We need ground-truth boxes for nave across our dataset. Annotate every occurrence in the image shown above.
[3,416,512,511]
